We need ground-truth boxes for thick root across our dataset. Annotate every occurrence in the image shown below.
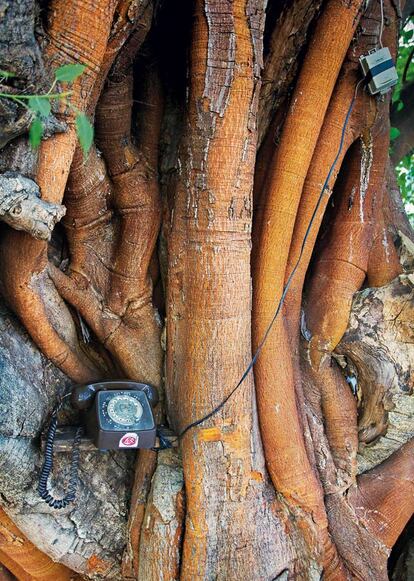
[0,509,78,581]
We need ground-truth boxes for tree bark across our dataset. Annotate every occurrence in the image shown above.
[0,0,413,579]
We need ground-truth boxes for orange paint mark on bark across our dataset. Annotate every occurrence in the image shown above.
[250,471,263,483]
[197,424,246,451]
[198,427,222,441]
[86,555,112,576]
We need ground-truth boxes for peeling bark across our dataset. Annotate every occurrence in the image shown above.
[337,274,414,469]
[0,173,65,240]
[137,450,184,581]
[0,305,133,579]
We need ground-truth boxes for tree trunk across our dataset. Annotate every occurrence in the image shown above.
[0,0,413,579]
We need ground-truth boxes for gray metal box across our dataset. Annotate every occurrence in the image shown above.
[359,47,398,95]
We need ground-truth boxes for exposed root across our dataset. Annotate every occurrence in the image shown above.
[0,232,100,382]
[50,64,163,385]
[38,0,119,204]
[304,0,399,370]
[356,438,414,548]
[302,355,358,491]
[306,127,390,370]
[0,0,119,380]
[0,0,411,578]
[95,71,162,316]
[88,0,154,115]
[257,0,321,145]
[252,0,364,569]
[283,68,361,343]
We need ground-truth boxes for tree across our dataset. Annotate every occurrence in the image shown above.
[0,0,413,579]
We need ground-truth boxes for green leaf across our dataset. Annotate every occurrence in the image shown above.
[75,113,93,157]
[55,64,86,83]
[28,96,51,118]
[396,100,404,112]
[29,118,43,148]
[390,127,401,141]
[0,69,16,78]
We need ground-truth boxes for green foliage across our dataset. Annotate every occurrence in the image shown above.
[396,154,414,224]
[75,113,94,157]
[0,63,92,156]
[28,96,51,119]
[393,17,414,225]
[392,23,414,108]
[0,70,16,78]
[54,64,86,83]
[29,118,43,148]
[390,126,401,141]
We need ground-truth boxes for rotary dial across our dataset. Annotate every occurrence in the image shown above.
[107,394,143,426]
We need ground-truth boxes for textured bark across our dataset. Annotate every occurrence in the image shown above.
[136,450,184,580]
[0,0,119,383]
[166,1,295,578]
[0,0,47,149]
[252,1,365,573]
[121,449,157,579]
[0,0,413,579]
[258,0,322,145]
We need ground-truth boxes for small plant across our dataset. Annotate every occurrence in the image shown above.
[391,16,414,226]
[0,64,93,156]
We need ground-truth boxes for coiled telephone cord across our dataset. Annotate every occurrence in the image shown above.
[38,403,83,510]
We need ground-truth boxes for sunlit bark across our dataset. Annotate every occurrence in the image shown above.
[0,0,412,579]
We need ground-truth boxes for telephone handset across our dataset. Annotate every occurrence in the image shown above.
[39,381,159,509]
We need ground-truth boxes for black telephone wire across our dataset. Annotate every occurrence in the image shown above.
[38,401,83,509]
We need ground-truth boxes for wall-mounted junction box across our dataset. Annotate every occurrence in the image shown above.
[359,47,398,95]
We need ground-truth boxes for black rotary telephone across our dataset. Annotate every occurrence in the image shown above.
[39,381,159,509]
[71,380,159,450]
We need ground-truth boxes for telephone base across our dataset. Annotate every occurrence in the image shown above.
[41,426,177,453]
